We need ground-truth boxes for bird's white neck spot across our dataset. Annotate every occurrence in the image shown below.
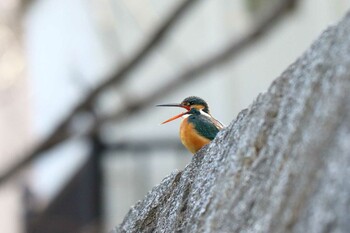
[199,109,211,118]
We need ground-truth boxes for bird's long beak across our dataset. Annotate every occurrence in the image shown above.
[160,112,187,124]
[156,103,184,108]
[156,103,190,124]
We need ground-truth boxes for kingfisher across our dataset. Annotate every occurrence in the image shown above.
[157,96,224,154]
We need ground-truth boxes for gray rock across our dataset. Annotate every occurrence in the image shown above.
[112,11,350,233]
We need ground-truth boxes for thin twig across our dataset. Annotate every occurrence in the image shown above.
[0,0,200,184]
[0,0,297,185]
[100,0,297,125]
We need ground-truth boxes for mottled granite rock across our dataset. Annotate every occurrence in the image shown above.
[112,11,350,233]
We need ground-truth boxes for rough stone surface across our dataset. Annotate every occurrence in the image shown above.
[112,11,350,233]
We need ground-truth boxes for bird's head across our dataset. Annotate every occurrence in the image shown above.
[180,96,209,113]
[157,96,209,124]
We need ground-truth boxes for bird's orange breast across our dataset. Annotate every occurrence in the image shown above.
[180,118,211,154]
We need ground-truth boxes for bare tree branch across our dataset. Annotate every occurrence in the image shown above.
[0,0,200,184]
[100,0,297,126]
[0,0,297,185]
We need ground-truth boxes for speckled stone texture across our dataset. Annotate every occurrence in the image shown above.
[112,11,350,233]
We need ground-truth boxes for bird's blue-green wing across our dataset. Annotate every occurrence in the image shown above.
[188,115,220,140]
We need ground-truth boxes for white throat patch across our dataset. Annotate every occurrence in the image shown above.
[199,109,211,118]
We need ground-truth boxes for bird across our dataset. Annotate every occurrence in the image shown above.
[157,96,224,153]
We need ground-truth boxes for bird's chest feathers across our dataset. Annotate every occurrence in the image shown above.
[180,118,211,154]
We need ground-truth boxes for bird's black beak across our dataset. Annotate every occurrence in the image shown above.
[156,103,190,110]
[157,103,190,124]
[156,103,182,108]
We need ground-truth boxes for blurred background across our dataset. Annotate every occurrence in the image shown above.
[0,0,349,232]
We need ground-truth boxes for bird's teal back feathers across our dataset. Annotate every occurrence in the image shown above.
[187,109,220,140]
